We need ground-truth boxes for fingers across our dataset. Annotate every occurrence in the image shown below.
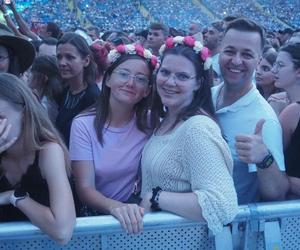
[112,204,144,234]
[0,119,16,153]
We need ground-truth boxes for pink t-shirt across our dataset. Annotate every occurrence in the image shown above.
[69,114,150,202]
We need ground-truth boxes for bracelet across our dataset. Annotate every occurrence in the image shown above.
[150,186,162,211]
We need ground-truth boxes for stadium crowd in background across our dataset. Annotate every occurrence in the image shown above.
[0,0,300,245]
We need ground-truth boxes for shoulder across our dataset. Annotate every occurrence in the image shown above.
[280,103,300,129]
[73,113,95,128]
[86,84,101,96]
[181,115,221,138]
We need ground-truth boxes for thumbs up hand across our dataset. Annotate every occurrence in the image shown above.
[235,119,269,164]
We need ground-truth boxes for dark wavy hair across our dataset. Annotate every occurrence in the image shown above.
[57,32,97,85]
[81,54,160,145]
[155,45,215,131]
[280,42,300,69]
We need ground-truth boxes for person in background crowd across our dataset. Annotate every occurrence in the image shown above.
[87,26,100,41]
[271,43,300,199]
[146,22,169,56]
[135,29,148,46]
[0,25,35,77]
[269,43,300,116]
[28,55,63,123]
[0,73,75,245]
[188,21,202,36]
[203,21,224,85]
[256,47,279,100]
[212,18,288,205]
[70,44,159,234]
[55,32,100,147]
[140,36,238,235]
[38,38,58,57]
[90,43,111,89]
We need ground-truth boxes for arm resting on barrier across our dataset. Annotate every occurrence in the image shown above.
[14,143,76,245]
[72,160,144,234]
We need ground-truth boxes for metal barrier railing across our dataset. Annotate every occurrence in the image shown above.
[0,200,300,250]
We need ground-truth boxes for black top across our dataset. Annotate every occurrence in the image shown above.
[285,102,300,178]
[0,152,49,221]
[55,83,100,147]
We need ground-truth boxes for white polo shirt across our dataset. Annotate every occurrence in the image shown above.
[211,83,285,204]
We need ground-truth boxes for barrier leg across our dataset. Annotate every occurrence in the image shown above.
[215,226,233,250]
[264,221,282,250]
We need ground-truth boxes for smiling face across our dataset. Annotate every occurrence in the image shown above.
[156,54,200,114]
[106,58,150,107]
[219,29,262,89]
[272,51,299,90]
[56,43,90,82]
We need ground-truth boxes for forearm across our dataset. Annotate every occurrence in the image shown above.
[158,191,204,222]
[16,197,75,245]
[3,16,29,39]
[78,186,124,214]
[288,176,300,196]
[257,162,289,200]
[10,7,39,40]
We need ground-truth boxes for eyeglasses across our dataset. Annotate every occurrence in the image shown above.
[113,70,149,86]
[0,55,9,62]
[157,68,196,83]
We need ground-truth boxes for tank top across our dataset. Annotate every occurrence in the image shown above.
[285,102,300,178]
[0,152,50,221]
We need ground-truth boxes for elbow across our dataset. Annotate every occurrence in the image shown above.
[260,183,288,201]
[52,223,75,245]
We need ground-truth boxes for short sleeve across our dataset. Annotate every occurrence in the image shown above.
[69,117,93,161]
[183,116,238,235]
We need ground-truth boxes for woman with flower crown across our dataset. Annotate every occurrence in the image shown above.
[69,43,159,234]
[140,36,238,235]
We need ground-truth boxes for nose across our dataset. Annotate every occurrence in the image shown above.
[231,53,242,65]
[165,74,177,86]
[124,75,135,87]
[58,57,67,66]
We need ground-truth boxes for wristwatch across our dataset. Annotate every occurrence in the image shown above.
[9,189,29,207]
[256,151,274,169]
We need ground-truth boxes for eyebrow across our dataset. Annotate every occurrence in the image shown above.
[117,67,148,76]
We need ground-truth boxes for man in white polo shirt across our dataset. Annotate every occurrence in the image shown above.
[211,18,289,204]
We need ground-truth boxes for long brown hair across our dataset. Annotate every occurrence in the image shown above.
[0,73,70,175]
[81,54,160,145]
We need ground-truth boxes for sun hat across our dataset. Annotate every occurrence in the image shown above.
[0,24,35,73]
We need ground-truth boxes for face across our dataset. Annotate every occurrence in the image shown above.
[0,45,10,73]
[38,24,49,39]
[188,23,200,36]
[219,29,262,88]
[0,98,23,144]
[106,59,150,107]
[272,51,299,90]
[156,54,200,113]
[255,58,275,87]
[56,43,90,81]
[39,43,57,57]
[87,29,98,41]
[203,27,221,50]
[147,29,166,51]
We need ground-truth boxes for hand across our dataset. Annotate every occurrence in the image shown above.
[0,119,17,153]
[110,202,144,234]
[139,192,152,213]
[0,190,13,205]
[268,92,290,116]
[235,119,269,164]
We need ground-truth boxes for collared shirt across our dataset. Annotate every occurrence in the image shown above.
[211,83,285,204]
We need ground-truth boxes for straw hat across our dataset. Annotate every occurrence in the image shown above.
[0,26,35,73]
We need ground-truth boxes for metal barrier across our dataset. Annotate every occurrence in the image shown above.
[0,200,300,250]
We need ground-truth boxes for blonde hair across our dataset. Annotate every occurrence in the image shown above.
[0,73,70,175]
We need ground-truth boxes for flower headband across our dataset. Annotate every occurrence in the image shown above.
[159,36,212,70]
[107,44,158,69]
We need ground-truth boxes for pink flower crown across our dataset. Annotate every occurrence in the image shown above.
[159,36,212,70]
[107,44,158,69]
